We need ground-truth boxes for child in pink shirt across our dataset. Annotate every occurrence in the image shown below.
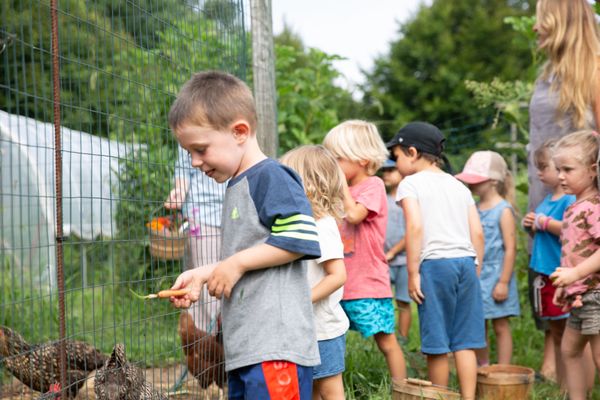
[551,130,600,400]
[324,120,406,384]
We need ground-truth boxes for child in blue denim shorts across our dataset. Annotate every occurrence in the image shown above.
[280,145,349,399]
[388,122,486,400]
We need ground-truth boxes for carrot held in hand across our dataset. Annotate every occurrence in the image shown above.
[157,288,190,298]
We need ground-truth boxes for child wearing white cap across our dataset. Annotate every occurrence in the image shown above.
[456,151,521,367]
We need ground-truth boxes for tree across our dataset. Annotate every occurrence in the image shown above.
[274,25,360,153]
[361,0,536,141]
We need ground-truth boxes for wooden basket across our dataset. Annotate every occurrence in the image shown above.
[393,378,461,400]
[476,364,534,400]
[148,228,186,261]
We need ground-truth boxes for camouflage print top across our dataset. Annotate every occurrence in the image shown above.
[561,193,600,297]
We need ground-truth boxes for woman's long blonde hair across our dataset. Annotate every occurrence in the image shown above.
[280,145,345,220]
[536,0,600,128]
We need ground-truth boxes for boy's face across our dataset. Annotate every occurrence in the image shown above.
[175,122,246,183]
[381,168,402,188]
[391,145,415,176]
[337,158,365,183]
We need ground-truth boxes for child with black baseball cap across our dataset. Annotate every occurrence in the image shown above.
[387,121,486,400]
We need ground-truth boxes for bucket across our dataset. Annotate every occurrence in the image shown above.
[393,378,461,400]
[476,364,534,400]
[148,228,186,260]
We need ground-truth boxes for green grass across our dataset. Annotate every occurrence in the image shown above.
[340,180,600,399]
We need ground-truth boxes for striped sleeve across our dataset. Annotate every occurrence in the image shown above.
[271,214,319,242]
[248,160,321,259]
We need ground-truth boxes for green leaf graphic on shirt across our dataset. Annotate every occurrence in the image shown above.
[231,207,240,220]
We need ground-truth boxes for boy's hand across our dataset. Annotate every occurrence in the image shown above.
[385,251,395,262]
[207,258,244,299]
[408,274,424,304]
[169,265,215,308]
[550,267,580,287]
[492,281,508,302]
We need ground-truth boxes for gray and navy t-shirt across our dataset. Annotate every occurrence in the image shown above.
[220,158,321,371]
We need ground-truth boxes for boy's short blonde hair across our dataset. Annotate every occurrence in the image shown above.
[323,120,389,175]
[280,145,344,220]
[168,71,257,132]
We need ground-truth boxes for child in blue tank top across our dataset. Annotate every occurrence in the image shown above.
[456,151,520,367]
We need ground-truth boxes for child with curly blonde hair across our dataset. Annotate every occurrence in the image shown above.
[281,145,349,400]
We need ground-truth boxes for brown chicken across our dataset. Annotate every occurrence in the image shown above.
[0,325,107,398]
[94,343,167,400]
[178,312,226,388]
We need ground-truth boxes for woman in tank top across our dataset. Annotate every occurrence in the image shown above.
[528,0,600,212]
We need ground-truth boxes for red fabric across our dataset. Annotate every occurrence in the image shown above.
[262,361,300,400]
[536,275,568,318]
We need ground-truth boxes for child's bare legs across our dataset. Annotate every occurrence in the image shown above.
[396,300,411,339]
[427,350,477,399]
[561,325,588,400]
[540,329,557,381]
[583,343,597,392]
[374,332,406,382]
[454,349,478,400]
[549,319,566,387]
[475,321,490,366]
[426,353,449,387]
[312,374,344,400]
[492,317,512,364]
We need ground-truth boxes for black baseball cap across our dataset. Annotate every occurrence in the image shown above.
[385,121,446,157]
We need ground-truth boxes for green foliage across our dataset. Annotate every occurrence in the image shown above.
[274,26,361,153]
[361,0,536,140]
[465,78,533,138]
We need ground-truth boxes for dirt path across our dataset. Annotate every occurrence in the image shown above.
[0,364,225,400]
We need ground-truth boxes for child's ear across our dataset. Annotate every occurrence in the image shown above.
[408,146,419,159]
[359,159,369,167]
[230,120,251,142]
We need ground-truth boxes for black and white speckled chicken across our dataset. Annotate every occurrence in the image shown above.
[0,325,107,398]
[94,343,167,400]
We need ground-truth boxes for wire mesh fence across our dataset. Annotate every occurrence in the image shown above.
[1,1,249,398]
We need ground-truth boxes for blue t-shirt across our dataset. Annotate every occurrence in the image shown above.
[220,158,321,371]
[529,194,576,275]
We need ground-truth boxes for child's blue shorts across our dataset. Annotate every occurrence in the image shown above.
[390,264,411,303]
[340,298,396,338]
[228,361,312,399]
[418,257,486,355]
[313,334,346,379]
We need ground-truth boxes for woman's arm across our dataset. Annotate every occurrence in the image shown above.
[594,63,600,128]
[311,258,347,303]
[468,204,485,276]
[493,208,517,302]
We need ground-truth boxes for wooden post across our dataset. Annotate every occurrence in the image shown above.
[250,0,278,157]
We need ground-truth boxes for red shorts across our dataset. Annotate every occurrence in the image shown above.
[533,273,569,318]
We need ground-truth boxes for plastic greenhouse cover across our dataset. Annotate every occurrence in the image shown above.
[0,110,144,288]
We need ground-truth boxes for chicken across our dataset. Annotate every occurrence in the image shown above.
[0,326,107,398]
[94,343,167,400]
[178,311,226,389]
